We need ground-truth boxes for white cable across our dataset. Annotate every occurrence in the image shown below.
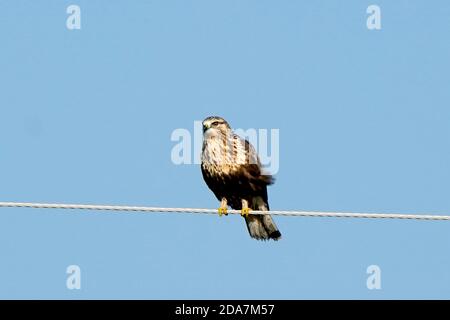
[0,201,449,220]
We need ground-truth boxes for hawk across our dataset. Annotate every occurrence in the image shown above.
[201,116,282,241]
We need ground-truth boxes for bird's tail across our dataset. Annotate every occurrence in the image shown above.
[244,197,281,241]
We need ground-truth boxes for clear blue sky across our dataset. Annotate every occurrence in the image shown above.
[0,1,449,299]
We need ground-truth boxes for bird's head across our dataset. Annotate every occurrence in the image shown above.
[202,116,231,135]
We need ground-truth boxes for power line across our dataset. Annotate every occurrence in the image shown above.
[0,201,449,221]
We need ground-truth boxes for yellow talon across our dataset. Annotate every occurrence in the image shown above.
[241,208,251,217]
[218,207,228,216]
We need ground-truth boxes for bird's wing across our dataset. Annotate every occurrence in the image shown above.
[232,134,274,187]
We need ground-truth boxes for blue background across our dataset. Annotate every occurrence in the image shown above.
[0,1,449,299]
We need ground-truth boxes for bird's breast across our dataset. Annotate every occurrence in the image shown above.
[201,137,238,178]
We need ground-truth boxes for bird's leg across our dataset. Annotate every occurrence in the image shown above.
[218,197,228,216]
[241,199,251,217]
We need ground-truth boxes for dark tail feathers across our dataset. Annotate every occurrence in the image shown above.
[244,197,281,241]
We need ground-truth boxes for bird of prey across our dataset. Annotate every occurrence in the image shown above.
[201,116,281,241]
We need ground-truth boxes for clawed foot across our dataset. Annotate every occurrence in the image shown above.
[241,199,250,217]
[218,207,228,216]
[218,197,228,217]
[241,207,251,217]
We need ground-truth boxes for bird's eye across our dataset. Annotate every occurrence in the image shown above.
[211,121,219,126]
